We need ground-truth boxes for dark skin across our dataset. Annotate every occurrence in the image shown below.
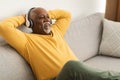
[29,7,51,35]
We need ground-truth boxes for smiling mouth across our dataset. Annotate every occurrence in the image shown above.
[44,22,51,29]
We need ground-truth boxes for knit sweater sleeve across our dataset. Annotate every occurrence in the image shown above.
[48,10,71,36]
[0,16,25,28]
[0,16,27,52]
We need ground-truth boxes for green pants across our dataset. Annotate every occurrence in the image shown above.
[54,61,120,80]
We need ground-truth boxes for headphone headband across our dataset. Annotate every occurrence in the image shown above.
[25,7,35,28]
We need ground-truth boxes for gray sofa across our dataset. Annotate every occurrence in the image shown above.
[0,13,120,80]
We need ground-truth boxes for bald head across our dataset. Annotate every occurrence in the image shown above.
[29,7,47,19]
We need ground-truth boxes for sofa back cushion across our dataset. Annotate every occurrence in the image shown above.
[64,13,103,61]
[0,36,7,46]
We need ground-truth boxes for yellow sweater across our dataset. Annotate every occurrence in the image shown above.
[0,10,78,80]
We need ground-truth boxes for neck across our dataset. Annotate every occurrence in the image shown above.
[32,31,52,35]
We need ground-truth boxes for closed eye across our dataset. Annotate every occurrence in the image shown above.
[38,14,50,19]
[38,16,45,19]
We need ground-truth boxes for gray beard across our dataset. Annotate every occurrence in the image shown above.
[43,28,51,34]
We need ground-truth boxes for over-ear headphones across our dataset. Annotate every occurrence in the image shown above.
[25,7,35,28]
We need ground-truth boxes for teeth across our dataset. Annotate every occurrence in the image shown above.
[44,22,50,24]
[44,22,50,27]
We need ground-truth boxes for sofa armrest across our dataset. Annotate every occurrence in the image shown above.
[0,43,35,80]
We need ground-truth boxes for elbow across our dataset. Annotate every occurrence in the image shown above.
[0,22,9,33]
[58,10,72,21]
[64,10,72,19]
[0,22,3,34]
[0,22,2,30]
[67,12,72,20]
[65,11,72,22]
[0,22,5,29]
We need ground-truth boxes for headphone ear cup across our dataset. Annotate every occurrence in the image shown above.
[50,19,52,24]
[25,14,33,28]
[29,19,33,28]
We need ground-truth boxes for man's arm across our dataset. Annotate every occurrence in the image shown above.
[48,10,71,36]
[0,16,27,52]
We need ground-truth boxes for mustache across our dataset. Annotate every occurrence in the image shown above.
[43,22,51,26]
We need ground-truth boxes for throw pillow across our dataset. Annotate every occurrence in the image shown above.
[99,19,120,57]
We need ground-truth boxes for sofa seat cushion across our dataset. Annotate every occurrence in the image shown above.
[85,55,120,72]
[0,44,35,80]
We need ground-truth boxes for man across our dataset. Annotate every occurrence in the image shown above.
[0,7,120,80]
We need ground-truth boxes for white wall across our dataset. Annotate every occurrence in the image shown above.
[0,0,106,21]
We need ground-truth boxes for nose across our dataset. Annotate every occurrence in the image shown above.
[44,17,50,22]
